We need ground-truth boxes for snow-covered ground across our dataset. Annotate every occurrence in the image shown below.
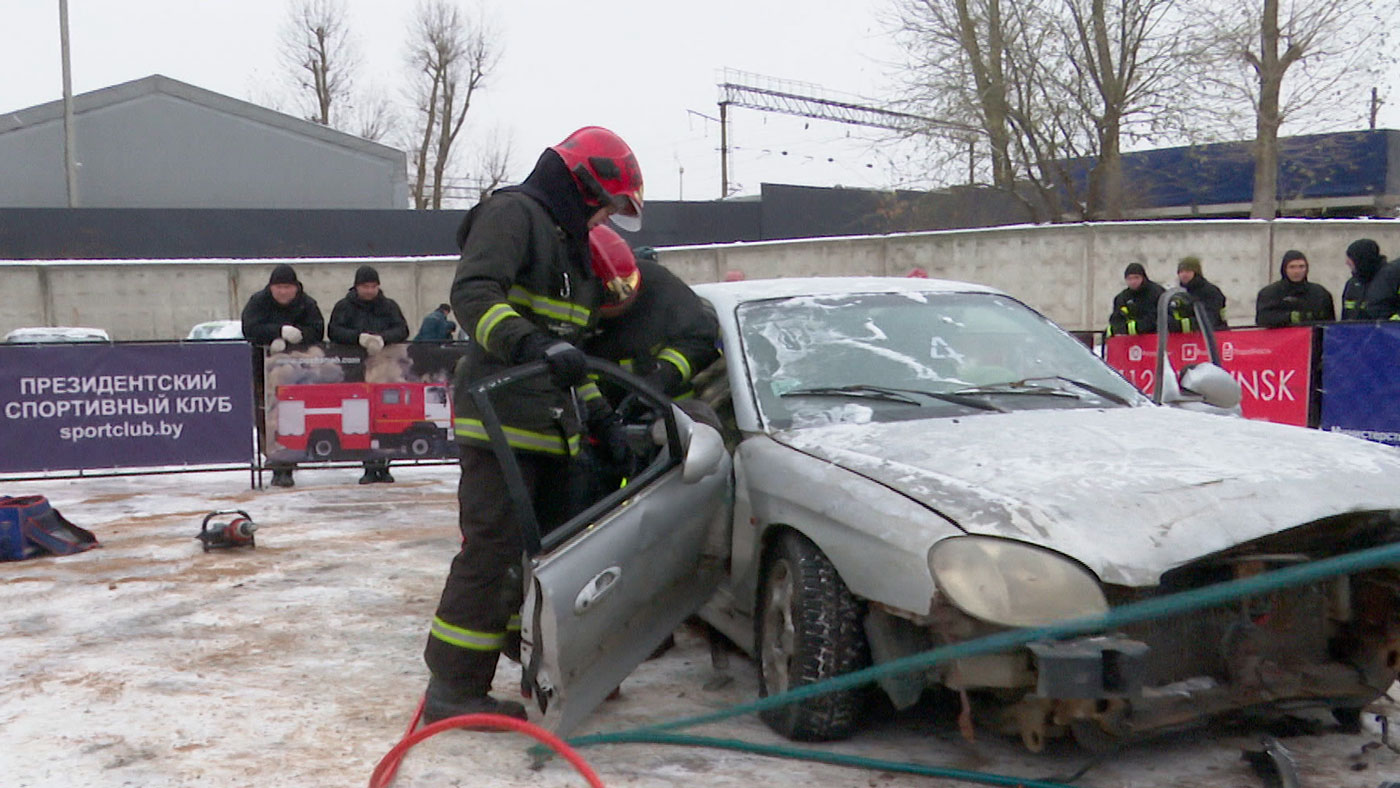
[2,467,1396,787]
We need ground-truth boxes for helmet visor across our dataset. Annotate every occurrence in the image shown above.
[609,192,643,232]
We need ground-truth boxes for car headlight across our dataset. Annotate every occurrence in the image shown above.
[929,536,1108,628]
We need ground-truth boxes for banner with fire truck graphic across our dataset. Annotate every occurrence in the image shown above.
[261,342,468,464]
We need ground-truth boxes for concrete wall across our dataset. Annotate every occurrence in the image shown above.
[0,257,459,341]
[663,218,1400,330]
[5,218,1400,340]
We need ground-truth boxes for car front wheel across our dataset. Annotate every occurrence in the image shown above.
[757,530,869,741]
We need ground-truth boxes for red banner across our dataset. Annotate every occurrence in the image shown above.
[1104,327,1313,426]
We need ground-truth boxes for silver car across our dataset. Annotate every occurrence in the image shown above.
[520,277,1400,749]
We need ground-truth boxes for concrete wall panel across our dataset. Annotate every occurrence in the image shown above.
[9,219,1400,340]
[0,267,47,332]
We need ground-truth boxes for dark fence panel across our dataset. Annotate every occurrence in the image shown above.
[0,341,255,473]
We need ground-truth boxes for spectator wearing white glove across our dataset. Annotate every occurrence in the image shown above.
[327,265,411,484]
[239,263,326,489]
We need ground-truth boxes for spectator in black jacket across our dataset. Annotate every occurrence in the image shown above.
[1171,256,1228,332]
[1254,250,1335,327]
[1341,238,1400,321]
[1106,263,1166,337]
[240,263,324,351]
[328,265,410,483]
[240,263,325,488]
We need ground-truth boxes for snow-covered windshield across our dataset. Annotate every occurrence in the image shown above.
[737,292,1143,430]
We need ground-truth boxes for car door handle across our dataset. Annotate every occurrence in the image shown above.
[574,566,621,614]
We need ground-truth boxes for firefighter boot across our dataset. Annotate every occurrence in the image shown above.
[377,466,395,483]
[358,463,378,485]
[421,676,527,726]
[270,468,295,488]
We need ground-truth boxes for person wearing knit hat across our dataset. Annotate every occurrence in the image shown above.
[239,263,326,488]
[241,264,325,351]
[1255,250,1335,327]
[327,265,411,484]
[1170,255,1228,332]
[1106,262,1165,337]
[1341,238,1400,320]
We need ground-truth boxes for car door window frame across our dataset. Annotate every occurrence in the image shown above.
[466,357,686,557]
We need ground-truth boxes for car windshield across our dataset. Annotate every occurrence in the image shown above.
[737,291,1144,430]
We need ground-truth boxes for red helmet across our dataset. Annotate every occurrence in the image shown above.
[589,225,641,318]
[552,126,644,231]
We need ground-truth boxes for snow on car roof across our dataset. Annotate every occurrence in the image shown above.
[692,276,1004,311]
[4,326,111,343]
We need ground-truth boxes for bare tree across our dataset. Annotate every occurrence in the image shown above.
[405,0,500,209]
[891,0,1194,221]
[280,0,357,127]
[1057,0,1184,218]
[1184,0,1394,218]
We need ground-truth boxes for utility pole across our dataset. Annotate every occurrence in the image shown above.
[1370,87,1381,130]
[719,101,729,198]
[59,0,78,207]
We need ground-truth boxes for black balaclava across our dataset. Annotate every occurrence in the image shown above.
[1347,239,1385,282]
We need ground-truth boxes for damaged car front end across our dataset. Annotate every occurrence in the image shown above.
[690,278,1400,751]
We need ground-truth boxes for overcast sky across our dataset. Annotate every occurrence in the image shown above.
[4,1,1398,205]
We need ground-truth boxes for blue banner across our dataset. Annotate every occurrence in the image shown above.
[1319,323,1400,446]
[0,342,255,473]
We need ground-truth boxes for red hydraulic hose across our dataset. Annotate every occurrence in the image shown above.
[369,697,605,788]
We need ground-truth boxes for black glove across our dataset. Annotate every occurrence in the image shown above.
[589,411,631,466]
[514,333,587,388]
[641,361,683,396]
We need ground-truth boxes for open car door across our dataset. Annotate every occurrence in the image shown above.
[468,359,731,736]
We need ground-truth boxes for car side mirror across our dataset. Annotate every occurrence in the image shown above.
[682,422,725,484]
[1178,363,1241,409]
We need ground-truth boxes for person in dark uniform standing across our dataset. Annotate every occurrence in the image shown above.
[240,263,325,488]
[421,126,644,724]
[1254,250,1335,327]
[414,303,457,341]
[1170,256,1228,332]
[1106,263,1166,337]
[1341,238,1400,321]
[582,232,720,402]
[328,265,411,483]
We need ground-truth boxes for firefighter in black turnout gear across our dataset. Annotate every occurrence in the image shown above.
[1341,238,1400,321]
[1254,250,1335,327]
[421,126,645,724]
[328,266,411,483]
[1170,256,1228,332]
[241,263,325,488]
[1106,263,1165,337]
[582,233,721,402]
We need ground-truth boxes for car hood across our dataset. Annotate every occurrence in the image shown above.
[774,406,1400,586]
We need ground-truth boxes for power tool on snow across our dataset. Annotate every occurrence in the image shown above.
[197,509,258,552]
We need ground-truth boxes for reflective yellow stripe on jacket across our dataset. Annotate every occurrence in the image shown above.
[656,347,693,381]
[454,418,581,456]
[430,616,504,651]
[475,303,521,347]
[507,285,592,327]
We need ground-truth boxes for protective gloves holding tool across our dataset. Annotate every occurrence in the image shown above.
[515,332,632,465]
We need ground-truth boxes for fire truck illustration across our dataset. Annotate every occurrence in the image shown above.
[275,382,453,459]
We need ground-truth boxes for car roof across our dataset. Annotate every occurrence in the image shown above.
[4,326,111,342]
[691,276,1004,312]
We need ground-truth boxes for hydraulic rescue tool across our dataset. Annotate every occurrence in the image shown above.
[196,509,258,552]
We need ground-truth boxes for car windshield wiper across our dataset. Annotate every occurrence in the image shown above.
[953,376,1133,406]
[780,384,1005,412]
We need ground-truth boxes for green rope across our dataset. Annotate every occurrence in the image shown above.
[574,731,1080,788]
[554,539,1400,784]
